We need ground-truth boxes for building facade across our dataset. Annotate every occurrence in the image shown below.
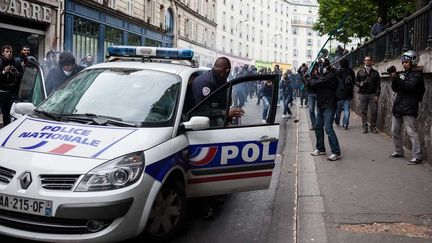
[0,0,61,61]
[289,0,327,70]
[173,0,217,68]
[215,0,327,72]
[64,0,175,64]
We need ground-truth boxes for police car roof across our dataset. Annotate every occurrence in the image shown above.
[86,61,200,75]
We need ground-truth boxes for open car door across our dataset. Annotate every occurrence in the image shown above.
[10,59,46,121]
[185,74,280,197]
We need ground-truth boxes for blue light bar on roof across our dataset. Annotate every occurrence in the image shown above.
[107,46,194,60]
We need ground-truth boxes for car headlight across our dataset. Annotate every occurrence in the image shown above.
[75,152,144,192]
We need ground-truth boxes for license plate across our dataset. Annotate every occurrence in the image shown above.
[0,193,52,217]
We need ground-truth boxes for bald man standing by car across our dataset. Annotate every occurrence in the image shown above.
[190,57,244,119]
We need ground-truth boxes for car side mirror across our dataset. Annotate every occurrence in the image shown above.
[182,116,210,130]
[14,102,36,115]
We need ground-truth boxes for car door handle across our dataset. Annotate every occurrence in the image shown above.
[259,136,277,143]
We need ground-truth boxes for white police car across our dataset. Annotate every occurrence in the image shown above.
[0,46,280,242]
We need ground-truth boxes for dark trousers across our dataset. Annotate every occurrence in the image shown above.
[0,91,14,126]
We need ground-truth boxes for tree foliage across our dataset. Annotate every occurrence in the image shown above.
[313,0,416,43]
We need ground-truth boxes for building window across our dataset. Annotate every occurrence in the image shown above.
[73,17,99,64]
[165,8,174,33]
[128,33,141,45]
[307,39,312,47]
[306,49,312,58]
[293,49,298,57]
[307,29,312,36]
[307,17,313,25]
[104,26,122,56]
[293,60,298,70]
[126,0,132,15]
[145,38,162,47]
[292,27,297,35]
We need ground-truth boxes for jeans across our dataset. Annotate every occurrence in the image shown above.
[262,96,270,119]
[358,93,378,127]
[391,115,422,160]
[308,94,317,127]
[300,90,308,106]
[334,99,351,126]
[282,94,292,115]
[0,91,14,126]
[315,107,341,155]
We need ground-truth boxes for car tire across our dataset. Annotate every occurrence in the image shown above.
[144,180,187,242]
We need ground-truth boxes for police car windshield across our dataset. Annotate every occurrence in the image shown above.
[37,68,181,127]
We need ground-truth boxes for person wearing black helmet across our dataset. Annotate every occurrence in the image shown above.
[387,50,425,165]
[45,51,84,95]
[309,58,341,161]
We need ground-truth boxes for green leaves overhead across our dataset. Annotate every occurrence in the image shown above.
[313,0,415,43]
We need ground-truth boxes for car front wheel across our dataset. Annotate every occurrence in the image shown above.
[145,180,186,242]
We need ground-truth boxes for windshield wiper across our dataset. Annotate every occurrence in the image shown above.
[33,109,62,121]
[62,113,138,127]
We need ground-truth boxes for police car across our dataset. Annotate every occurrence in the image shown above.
[0,46,280,242]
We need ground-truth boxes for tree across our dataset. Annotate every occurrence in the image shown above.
[313,0,416,43]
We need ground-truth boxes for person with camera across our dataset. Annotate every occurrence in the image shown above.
[387,50,425,165]
[309,58,341,161]
[0,45,23,127]
[355,56,381,133]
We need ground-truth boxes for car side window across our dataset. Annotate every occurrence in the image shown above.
[231,79,274,126]
[187,84,230,128]
[187,78,275,128]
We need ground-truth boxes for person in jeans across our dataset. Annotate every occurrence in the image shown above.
[310,58,341,161]
[306,66,319,130]
[388,51,425,165]
[335,58,355,129]
[280,71,293,119]
[259,80,273,123]
[355,56,381,133]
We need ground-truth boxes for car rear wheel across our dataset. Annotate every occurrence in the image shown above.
[145,180,186,242]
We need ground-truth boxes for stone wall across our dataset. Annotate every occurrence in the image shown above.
[351,50,432,161]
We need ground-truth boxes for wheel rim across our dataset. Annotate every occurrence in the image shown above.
[147,187,182,236]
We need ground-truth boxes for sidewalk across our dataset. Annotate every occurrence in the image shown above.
[295,104,432,243]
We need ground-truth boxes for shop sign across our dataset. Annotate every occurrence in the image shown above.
[0,0,53,24]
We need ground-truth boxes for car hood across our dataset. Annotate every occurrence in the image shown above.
[0,117,173,160]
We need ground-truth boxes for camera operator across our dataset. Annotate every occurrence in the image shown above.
[387,50,425,165]
[0,45,23,127]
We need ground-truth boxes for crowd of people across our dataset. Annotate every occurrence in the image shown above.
[221,50,425,165]
[0,44,93,127]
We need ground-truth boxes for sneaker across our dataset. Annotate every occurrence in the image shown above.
[261,119,267,123]
[287,114,292,119]
[389,152,404,158]
[343,124,349,130]
[362,127,368,133]
[282,114,287,118]
[327,154,341,161]
[310,127,315,131]
[311,149,326,156]
[406,158,423,165]
[370,126,378,133]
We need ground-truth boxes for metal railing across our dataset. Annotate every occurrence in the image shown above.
[343,1,432,69]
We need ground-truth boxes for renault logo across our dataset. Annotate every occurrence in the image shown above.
[18,172,32,189]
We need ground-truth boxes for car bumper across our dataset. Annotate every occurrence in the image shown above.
[0,173,157,243]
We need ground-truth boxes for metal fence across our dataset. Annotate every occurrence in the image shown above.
[343,1,432,69]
